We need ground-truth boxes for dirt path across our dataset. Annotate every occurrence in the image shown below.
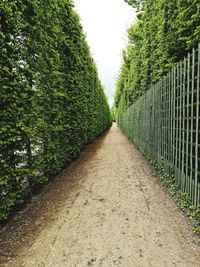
[1,124,200,267]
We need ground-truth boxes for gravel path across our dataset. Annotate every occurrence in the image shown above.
[1,123,200,267]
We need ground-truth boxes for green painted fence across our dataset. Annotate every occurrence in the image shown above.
[118,44,200,207]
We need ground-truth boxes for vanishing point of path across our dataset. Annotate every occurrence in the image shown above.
[1,124,200,267]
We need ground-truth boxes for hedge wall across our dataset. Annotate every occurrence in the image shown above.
[115,0,200,117]
[0,0,111,220]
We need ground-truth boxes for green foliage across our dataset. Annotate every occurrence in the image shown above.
[110,106,116,122]
[124,0,146,12]
[115,0,200,118]
[0,0,111,220]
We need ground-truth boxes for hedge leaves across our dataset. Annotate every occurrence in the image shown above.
[115,0,200,117]
[0,0,111,220]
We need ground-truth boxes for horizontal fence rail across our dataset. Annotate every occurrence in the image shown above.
[118,44,200,207]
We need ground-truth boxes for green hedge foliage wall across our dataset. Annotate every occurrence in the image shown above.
[0,0,111,220]
[115,0,200,118]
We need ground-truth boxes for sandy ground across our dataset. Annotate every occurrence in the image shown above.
[0,123,200,267]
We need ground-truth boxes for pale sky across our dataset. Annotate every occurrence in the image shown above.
[73,0,137,106]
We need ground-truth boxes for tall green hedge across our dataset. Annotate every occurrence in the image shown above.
[0,0,111,220]
[115,0,200,117]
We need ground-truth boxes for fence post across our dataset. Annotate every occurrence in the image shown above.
[190,49,195,203]
[195,44,200,206]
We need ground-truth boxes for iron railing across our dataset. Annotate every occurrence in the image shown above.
[118,44,200,207]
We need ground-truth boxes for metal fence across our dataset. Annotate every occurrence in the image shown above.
[118,44,200,207]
